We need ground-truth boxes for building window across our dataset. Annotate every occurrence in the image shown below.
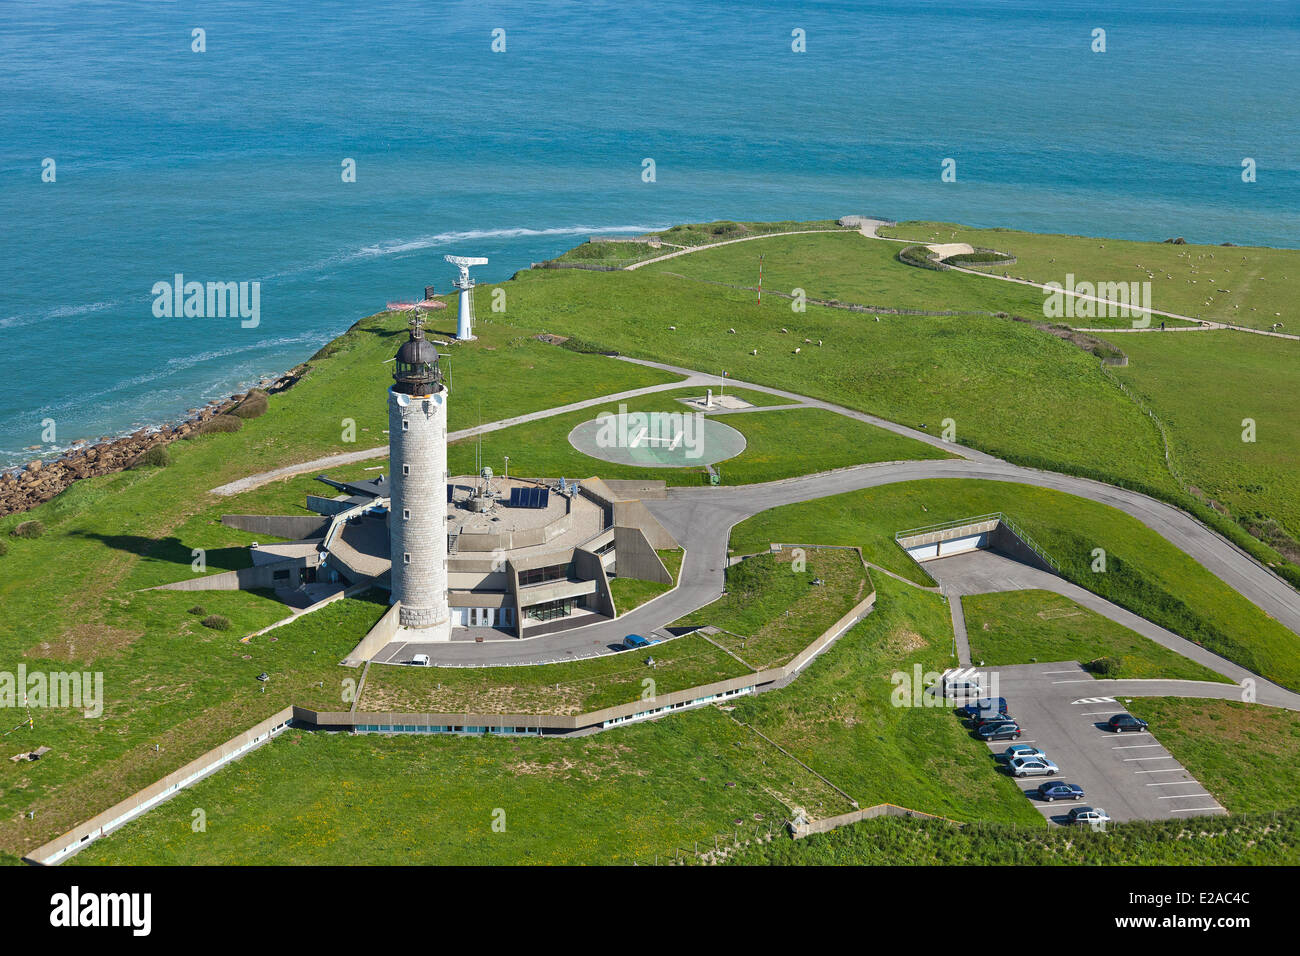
[401,420,409,431]
[517,562,571,587]
[403,553,411,565]
[525,597,575,622]
[402,464,410,476]
[403,509,410,520]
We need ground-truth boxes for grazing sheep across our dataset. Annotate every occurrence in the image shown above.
[668,325,676,331]
[780,328,788,334]
[728,328,736,334]
[750,349,758,355]
[793,347,801,354]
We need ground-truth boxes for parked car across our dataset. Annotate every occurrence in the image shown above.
[622,634,651,650]
[1009,756,1059,778]
[1001,745,1047,763]
[958,697,1008,721]
[411,654,430,666]
[1107,714,1149,733]
[943,677,984,699]
[975,721,1022,741]
[1068,806,1111,826]
[974,711,1015,729]
[1037,782,1085,802]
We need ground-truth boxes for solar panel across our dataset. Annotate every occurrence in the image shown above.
[536,488,550,508]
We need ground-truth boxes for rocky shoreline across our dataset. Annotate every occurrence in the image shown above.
[0,364,308,519]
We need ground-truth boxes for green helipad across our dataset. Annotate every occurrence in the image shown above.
[567,410,747,468]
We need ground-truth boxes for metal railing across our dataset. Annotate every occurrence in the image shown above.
[894,512,1060,574]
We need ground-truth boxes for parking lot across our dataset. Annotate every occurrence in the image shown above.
[960,662,1227,826]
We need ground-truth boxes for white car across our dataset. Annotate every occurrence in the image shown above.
[410,653,430,666]
[1068,807,1111,827]
[1009,755,1060,778]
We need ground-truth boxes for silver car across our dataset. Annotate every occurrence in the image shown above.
[1009,755,1060,778]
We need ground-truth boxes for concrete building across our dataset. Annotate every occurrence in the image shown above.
[153,319,679,649]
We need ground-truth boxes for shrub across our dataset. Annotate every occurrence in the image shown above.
[1087,656,1122,677]
[197,414,243,435]
[137,444,171,468]
[201,614,232,631]
[188,605,206,616]
[11,519,44,539]
[230,389,269,419]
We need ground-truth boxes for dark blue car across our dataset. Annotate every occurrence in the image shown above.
[1037,782,1085,802]
[958,697,1008,721]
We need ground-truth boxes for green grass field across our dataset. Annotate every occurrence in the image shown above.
[609,548,683,614]
[645,229,1049,316]
[1110,331,1300,554]
[725,575,1045,824]
[963,590,1225,682]
[445,386,951,487]
[68,710,853,866]
[359,632,752,716]
[500,268,1174,495]
[74,567,1044,865]
[725,810,1300,865]
[675,549,871,671]
[881,221,1300,333]
[729,479,1300,691]
[1126,699,1300,814]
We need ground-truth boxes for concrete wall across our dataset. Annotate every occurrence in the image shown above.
[573,546,615,617]
[990,524,1057,573]
[342,600,403,666]
[613,498,678,549]
[152,556,311,593]
[612,526,671,584]
[222,514,329,538]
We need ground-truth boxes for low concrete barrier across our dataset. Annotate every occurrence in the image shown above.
[25,706,295,865]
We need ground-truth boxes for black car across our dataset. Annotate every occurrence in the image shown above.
[973,711,1015,729]
[975,721,1022,741]
[1107,714,1149,733]
[958,697,1008,721]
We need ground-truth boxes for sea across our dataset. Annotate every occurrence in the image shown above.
[1,0,1297,468]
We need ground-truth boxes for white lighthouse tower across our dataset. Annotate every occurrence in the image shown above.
[445,254,488,341]
[387,315,451,638]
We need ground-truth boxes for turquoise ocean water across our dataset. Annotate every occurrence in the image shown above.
[1,0,1297,467]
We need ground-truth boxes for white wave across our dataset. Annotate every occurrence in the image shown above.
[0,299,121,330]
[349,224,667,260]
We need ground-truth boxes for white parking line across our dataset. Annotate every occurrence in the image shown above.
[1135,768,1186,774]
[1123,755,1176,762]
[1159,793,1214,800]
[1043,670,1080,675]
[1113,744,1163,750]
[1170,806,1227,813]
[1147,781,1204,787]
[1080,711,1115,716]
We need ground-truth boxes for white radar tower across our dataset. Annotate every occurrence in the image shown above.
[445,254,489,340]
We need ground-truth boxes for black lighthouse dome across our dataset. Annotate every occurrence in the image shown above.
[393,319,443,396]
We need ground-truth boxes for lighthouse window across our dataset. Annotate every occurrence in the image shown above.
[403,553,411,565]
[401,420,409,432]
[403,509,410,520]
[402,464,410,476]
